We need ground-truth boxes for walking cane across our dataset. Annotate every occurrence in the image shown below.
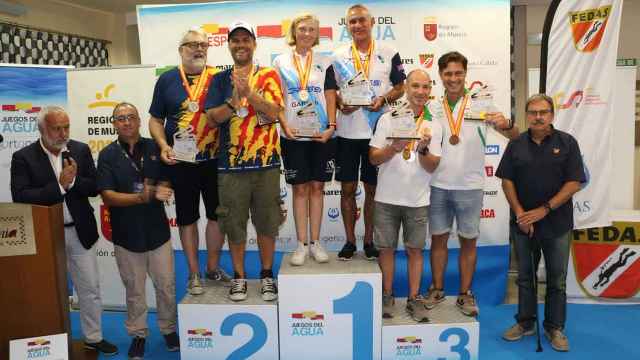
[529,225,543,352]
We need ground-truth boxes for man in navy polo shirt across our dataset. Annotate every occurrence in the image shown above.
[98,102,179,359]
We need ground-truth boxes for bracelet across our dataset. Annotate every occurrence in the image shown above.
[543,201,552,213]
[329,123,337,129]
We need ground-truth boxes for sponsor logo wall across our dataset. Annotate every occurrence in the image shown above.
[137,0,511,250]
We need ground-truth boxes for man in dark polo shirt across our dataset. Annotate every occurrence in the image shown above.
[97,102,178,359]
[496,94,585,352]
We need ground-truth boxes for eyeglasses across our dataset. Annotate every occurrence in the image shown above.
[526,109,552,117]
[181,41,209,50]
[114,114,139,122]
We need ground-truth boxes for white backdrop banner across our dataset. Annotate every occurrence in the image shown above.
[67,65,158,308]
[542,0,623,229]
[137,0,512,250]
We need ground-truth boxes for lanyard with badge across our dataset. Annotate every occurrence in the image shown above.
[117,140,144,193]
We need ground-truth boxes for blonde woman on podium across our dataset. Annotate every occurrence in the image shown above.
[273,13,337,266]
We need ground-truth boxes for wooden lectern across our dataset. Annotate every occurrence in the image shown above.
[0,203,71,359]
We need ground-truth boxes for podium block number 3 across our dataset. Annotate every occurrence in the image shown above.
[220,313,268,360]
[333,281,374,360]
[437,327,470,360]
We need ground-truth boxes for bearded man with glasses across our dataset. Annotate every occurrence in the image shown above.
[149,28,231,296]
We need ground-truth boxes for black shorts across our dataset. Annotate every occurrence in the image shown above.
[335,137,377,185]
[281,137,337,185]
[166,159,218,225]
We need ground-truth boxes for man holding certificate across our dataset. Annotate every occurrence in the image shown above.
[369,69,442,321]
[424,51,520,317]
[331,3,406,261]
[206,21,284,302]
[149,28,229,296]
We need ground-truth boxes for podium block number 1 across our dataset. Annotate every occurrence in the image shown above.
[220,313,268,360]
[333,281,374,360]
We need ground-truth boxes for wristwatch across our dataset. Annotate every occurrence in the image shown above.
[503,118,514,130]
[543,201,552,213]
[418,146,429,156]
[224,98,237,115]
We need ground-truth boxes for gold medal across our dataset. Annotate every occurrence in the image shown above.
[293,51,313,102]
[402,148,411,160]
[351,41,374,80]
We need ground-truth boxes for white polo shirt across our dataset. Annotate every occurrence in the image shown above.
[369,110,443,207]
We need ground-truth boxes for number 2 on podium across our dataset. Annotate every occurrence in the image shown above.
[333,281,374,360]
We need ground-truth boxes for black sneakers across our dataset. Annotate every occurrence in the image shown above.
[127,337,145,359]
[84,339,118,356]
[338,242,357,260]
[363,242,379,260]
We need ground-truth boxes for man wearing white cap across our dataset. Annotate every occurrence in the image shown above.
[206,21,285,302]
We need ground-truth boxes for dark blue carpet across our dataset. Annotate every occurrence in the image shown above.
[72,303,640,359]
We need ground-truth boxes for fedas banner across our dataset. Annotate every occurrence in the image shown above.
[137,0,512,251]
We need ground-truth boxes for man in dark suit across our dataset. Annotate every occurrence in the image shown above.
[10,106,118,356]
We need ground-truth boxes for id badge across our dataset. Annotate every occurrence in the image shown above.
[133,181,144,194]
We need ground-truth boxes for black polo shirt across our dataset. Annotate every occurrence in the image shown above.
[496,126,585,238]
[97,137,170,252]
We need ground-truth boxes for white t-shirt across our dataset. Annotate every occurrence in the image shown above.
[274,50,333,142]
[430,95,488,190]
[332,42,404,139]
[369,110,443,207]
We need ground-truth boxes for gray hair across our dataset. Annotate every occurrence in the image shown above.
[179,27,208,47]
[526,93,555,114]
[37,106,67,132]
[346,4,372,20]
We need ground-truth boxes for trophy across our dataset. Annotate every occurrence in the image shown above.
[340,71,374,106]
[466,84,496,121]
[293,101,321,138]
[387,100,421,140]
[172,126,197,163]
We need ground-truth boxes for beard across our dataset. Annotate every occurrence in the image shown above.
[42,135,68,152]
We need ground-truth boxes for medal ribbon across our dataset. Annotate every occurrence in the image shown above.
[179,65,208,106]
[351,40,374,79]
[403,105,427,159]
[443,94,469,140]
[293,51,313,96]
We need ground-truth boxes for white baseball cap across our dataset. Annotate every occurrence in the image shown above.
[228,21,256,39]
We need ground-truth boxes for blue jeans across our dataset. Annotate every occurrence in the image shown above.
[512,223,570,331]
[429,186,483,239]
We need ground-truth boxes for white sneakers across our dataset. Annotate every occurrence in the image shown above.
[310,241,329,263]
[290,241,330,266]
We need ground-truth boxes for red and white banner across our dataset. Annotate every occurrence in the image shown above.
[541,0,623,229]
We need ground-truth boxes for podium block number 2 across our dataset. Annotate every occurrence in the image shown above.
[220,313,268,360]
[333,281,374,360]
